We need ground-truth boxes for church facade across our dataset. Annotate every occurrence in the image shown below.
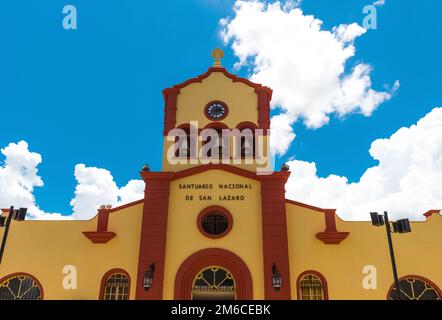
[0,50,441,300]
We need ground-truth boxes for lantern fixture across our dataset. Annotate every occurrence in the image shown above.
[272,263,282,291]
[143,263,155,291]
[0,206,28,265]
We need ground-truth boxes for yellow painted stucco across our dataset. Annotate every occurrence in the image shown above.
[0,204,143,300]
[0,60,441,301]
[162,70,271,174]
[286,204,442,300]
[175,71,259,129]
[162,170,265,300]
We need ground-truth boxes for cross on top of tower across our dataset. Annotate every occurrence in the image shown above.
[211,48,224,67]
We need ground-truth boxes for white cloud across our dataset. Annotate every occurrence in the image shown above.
[221,0,398,155]
[285,108,442,221]
[0,141,69,220]
[0,141,144,221]
[70,164,145,220]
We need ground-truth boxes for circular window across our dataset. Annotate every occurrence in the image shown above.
[204,101,229,121]
[198,207,233,239]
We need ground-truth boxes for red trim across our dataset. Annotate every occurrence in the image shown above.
[316,232,349,245]
[163,67,273,135]
[197,206,233,239]
[203,122,230,131]
[236,122,259,130]
[173,67,268,91]
[204,101,229,122]
[296,271,329,300]
[174,248,253,300]
[163,88,180,135]
[285,199,334,213]
[99,268,131,300]
[424,210,441,219]
[97,209,110,232]
[316,210,349,245]
[0,272,44,300]
[173,164,259,181]
[386,275,442,300]
[82,231,116,244]
[286,201,350,245]
[107,199,144,213]
[255,87,272,130]
[82,199,144,244]
[260,173,292,300]
[136,172,174,300]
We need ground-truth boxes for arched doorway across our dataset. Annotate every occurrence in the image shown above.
[192,266,236,300]
[174,248,253,300]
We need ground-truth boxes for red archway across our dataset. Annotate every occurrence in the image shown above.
[174,248,253,300]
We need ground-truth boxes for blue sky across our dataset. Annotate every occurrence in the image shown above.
[0,0,441,218]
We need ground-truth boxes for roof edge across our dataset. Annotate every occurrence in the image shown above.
[168,67,272,96]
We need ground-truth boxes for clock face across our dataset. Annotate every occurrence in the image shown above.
[205,102,228,121]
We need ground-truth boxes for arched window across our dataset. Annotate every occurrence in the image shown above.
[240,129,255,158]
[0,273,43,300]
[192,266,236,300]
[388,276,441,300]
[174,125,194,159]
[236,122,259,159]
[297,271,328,300]
[100,269,130,300]
[202,123,229,160]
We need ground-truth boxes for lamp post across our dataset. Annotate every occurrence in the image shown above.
[370,211,411,300]
[272,263,283,292]
[143,263,156,291]
[0,206,28,265]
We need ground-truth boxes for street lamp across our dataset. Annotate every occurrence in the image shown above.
[272,263,283,292]
[0,206,28,264]
[370,211,411,300]
[143,263,156,291]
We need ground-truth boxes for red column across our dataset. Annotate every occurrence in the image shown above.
[136,171,174,300]
[255,86,272,130]
[163,88,180,136]
[259,172,291,300]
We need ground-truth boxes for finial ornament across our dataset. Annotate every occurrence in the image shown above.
[211,48,224,67]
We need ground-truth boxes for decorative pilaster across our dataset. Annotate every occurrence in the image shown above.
[259,171,291,300]
[163,88,180,136]
[255,86,272,130]
[136,171,174,300]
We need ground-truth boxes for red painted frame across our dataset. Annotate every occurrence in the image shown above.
[174,248,253,300]
[0,272,44,300]
[197,206,233,239]
[99,268,131,300]
[204,101,229,122]
[296,270,329,300]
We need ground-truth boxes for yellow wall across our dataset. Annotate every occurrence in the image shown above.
[162,71,271,173]
[286,204,442,300]
[0,204,143,300]
[162,170,265,299]
[175,72,258,129]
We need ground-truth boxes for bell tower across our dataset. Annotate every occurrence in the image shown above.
[161,49,273,174]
